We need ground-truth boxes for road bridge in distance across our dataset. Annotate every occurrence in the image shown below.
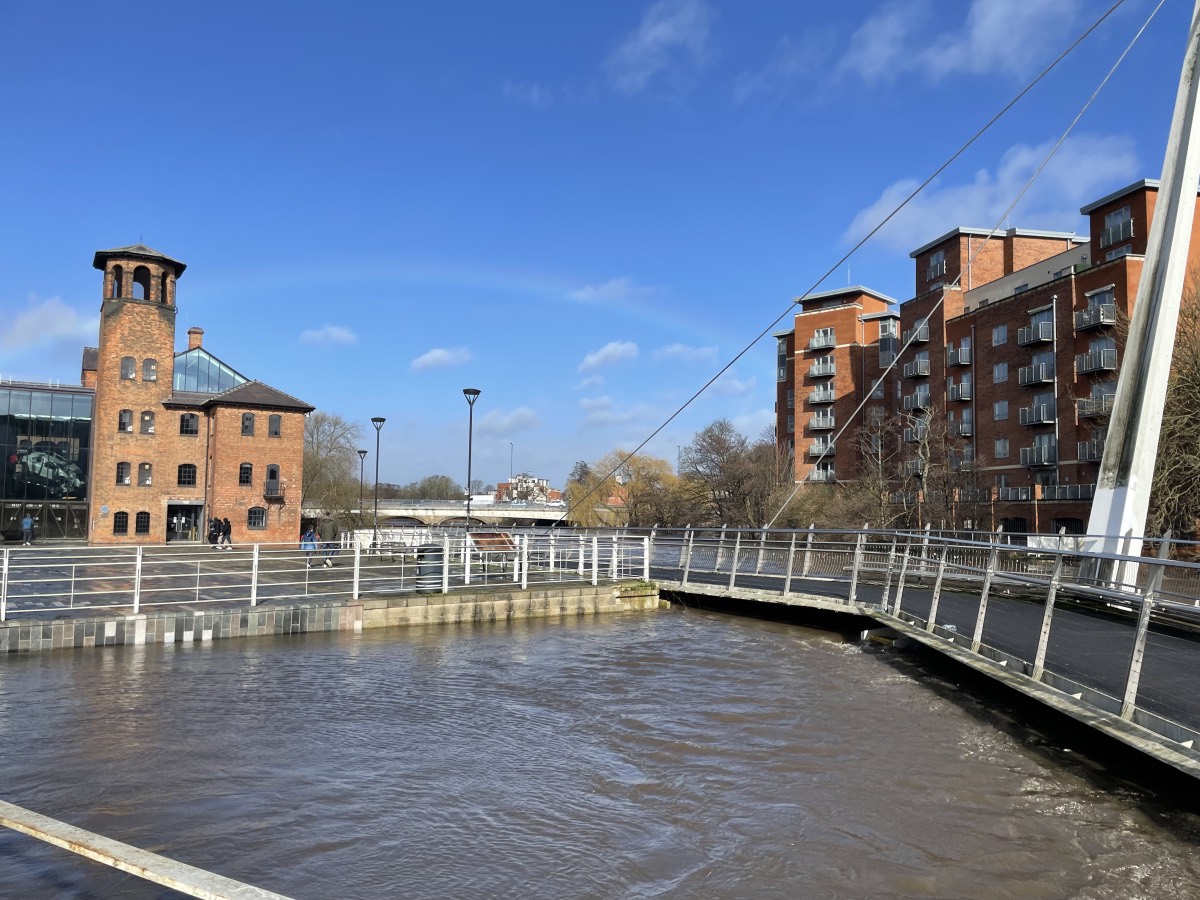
[305,500,571,527]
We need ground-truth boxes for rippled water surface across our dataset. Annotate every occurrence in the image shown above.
[1,609,1199,898]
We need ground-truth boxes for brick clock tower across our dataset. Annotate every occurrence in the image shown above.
[87,244,312,545]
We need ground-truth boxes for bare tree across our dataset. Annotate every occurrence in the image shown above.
[303,412,363,521]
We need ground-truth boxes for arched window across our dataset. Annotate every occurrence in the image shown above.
[133,266,151,300]
[177,463,197,486]
[140,411,155,434]
[113,511,129,534]
[120,357,136,380]
[239,463,253,486]
[265,465,281,498]
[116,462,131,485]
[179,413,199,436]
[138,463,152,486]
[268,414,281,437]
[247,507,267,529]
[159,271,170,305]
[118,409,133,433]
[135,511,151,534]
[241,412,255,436]
[111,265,124,299]
[143,358,158,381]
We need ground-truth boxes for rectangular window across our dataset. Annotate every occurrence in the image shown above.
[1106,244,1132,261]
[135,511,150,535]
[241,413,255,436]
[120,357,136,380]
[992,324,1007,346]
[994,400,1008,421]
[180,413,199,436]
[993,362,1008,383]
[927,249,946,281]
[268,414,281,437]
[995,438,1010,459]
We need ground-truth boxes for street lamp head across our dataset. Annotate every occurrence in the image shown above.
[358,449,368,461]
[371,417,386,431]
[463,387,481,406]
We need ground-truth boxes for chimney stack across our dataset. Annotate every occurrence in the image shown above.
[187,326,204,349]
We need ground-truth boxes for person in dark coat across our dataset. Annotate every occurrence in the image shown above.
[316,517,339,567]
[220,517,232,549]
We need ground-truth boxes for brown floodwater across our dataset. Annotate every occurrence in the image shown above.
[0,608,1198,898]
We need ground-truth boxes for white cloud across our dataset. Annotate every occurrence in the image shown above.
[503,80,554,109]
[575,375,605,390]
[299,324,358,345]
[568,277,652,302]
[411,347,472,370]
[605,0,714,96]
[733,32,831,104]
[0,295,96,353]
[711,369,756,397]
[578,395,613,412]
[579,341,638,372]
[843,134,1138,253]
[837,0,1083,84]
[478,407,542,434]
[579,401,657,429]
[655,342,717,363]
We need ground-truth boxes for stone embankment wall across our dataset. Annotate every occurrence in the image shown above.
[0,582,663,655]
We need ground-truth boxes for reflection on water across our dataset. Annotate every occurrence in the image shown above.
[1,610,1198,899]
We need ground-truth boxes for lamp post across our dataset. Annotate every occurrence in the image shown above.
[509,441,513,500]
[371,418,385,546]
[357,449,368,528]
[463,388,481,531]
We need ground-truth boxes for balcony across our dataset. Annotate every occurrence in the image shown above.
[1017,322,1054,346]
[809,414,836,431]
[264,482,285,501]
[950,454,975,472]
[807,468,837,483]
[809,360,836,378]
[958,488,991,503]
[809,387,836,404]
[952,420,974,437]
[1077,394,1115,418]
[902,392,931,411]
[902,359,930,378]
[903,426,928,443]
[947,382,972,401]
[902,324,930,345]
[947,347,971,366]
[1020,445,1058,466]
[1041,483,1096,501]
[902,459,926,477]
[998,486,1033,501]
[1077,440,1105,461]
[1100,217,1134,249]
[808,333,836,350]
[1019,403,1056,426]
[808,442,836,458]
[1076,348,1118,374]
[1074,303,1117,331]
[927,259,947,281]
[1018,362,1055,385]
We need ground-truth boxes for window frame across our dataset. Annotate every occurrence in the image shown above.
[143,358,158,382]
[177,463,197,487]
[118,409,133,433]
[247,507,267,529]
[138,462,153,486]
[135,511,151,535]
[116,461,131,485]
[268,414,281,438]
[120,356,136,380]
[241,412,255,436]
[113,511,129,535]
[239,463,253,486]
[179,413,200,436]
[140,411,155,435]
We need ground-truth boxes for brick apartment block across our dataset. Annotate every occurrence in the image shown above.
[776,179,1200,535]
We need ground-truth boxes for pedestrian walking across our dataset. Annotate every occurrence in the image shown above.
[220,517,232,549]
[301,526,318,567]
[21,513,34,546]
[208,516,221,548]
[316,517,339,567]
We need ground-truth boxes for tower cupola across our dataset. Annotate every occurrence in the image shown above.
[93,244,186,307]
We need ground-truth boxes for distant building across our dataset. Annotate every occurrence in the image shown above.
[775,179,1200,534]
[0,245,314,545]
[497,473,560,503]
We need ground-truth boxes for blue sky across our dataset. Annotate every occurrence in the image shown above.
[0,0,1189,489]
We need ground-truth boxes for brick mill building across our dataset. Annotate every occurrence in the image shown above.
[775,179,1200,534]
[86,244,314,545]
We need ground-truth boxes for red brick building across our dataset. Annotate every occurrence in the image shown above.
[86,245,313,545]
[776,179,1200,534]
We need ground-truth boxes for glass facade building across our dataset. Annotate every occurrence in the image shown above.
[0,383,93,540]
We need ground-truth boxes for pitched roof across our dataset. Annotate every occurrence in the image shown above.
[204,380,315,413]
[92,244,187,275]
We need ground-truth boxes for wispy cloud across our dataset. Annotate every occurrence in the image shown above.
[605,0,714,96]
[299,324,358,345]
[411,346,472,370]
[733,32,831,105]
[843,134,1138,252]
[503,80,554,109]
[837,0,1084,84]
[478,407,542,434]
[0,294,96,353]
[655,342,717,363]
[710,369,756,397]
[575,375,605,390]
[579,341,638,372]
[578,398,657,429]
[568,277,653,302]
[578,395,613,412]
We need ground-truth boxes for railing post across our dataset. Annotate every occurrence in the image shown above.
[1,547,9,622]
[351,539,362,600]
[728,531,742,590]
[848,525,867,606]
[521,535,529,590]
[610,535,618,580]
[464,533,473,586]
[250,543,260,607]
[132,545,143,615]
[578,533,585,576]
[970,526,1004,653]
[442,534,451,594]
[920,523,932,579]
[1032,528,1068,681]
[682,529,694,586]
[755,528,767,575]
[1121,531,1173,719]
[717,525,727,572]
[880,534,899,609]
[801,524,814,578]
[925,545,949,631]
[643,536,650,582]
[892,539,911,616]
[549,533,556,575]
[591,536,599,586]
[783,532,797,597]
